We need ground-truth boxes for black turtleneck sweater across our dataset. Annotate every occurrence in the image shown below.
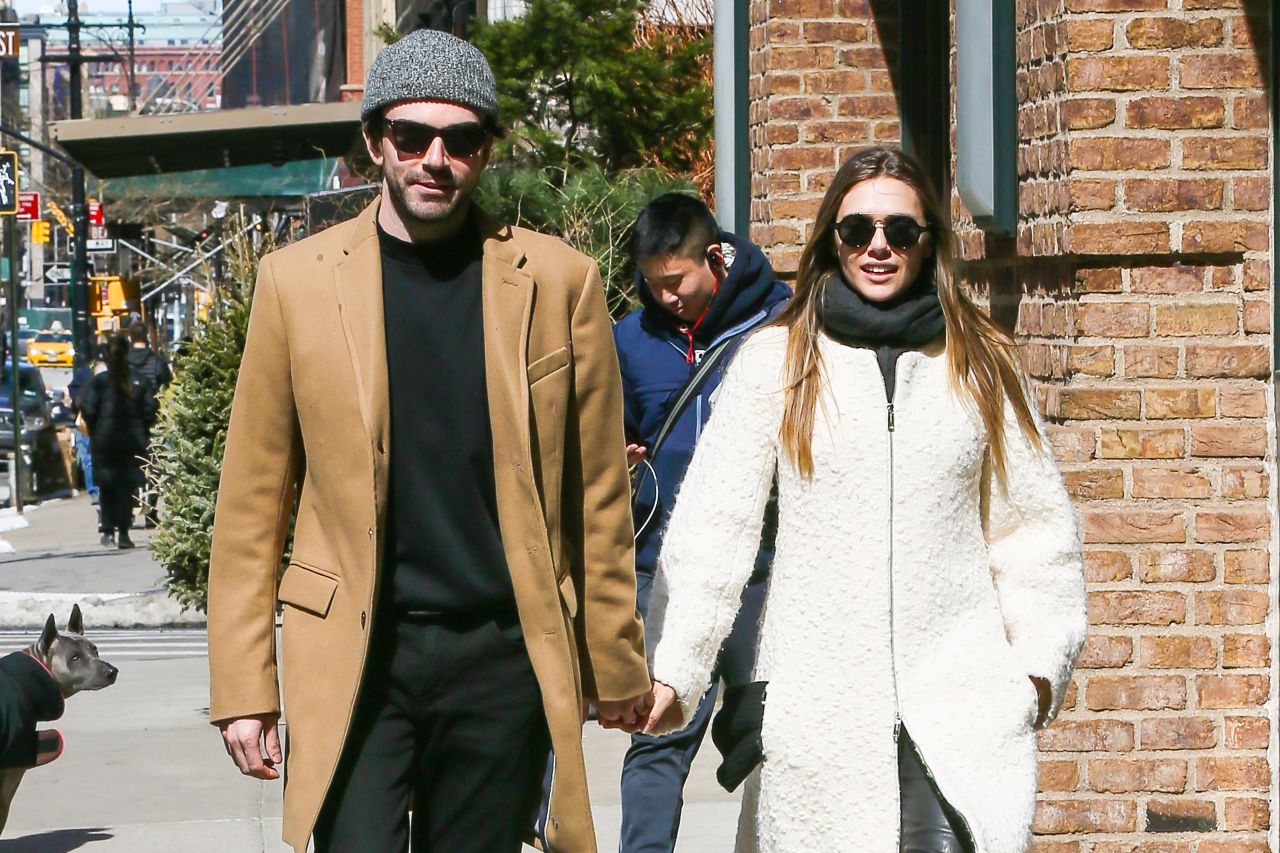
[378,220,514,618]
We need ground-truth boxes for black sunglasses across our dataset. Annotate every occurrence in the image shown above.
[834,214,929,251]
[381,119,490,158]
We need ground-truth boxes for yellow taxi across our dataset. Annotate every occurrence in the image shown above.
[26,331,75,367]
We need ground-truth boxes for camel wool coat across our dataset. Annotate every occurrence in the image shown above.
[206,200,650,853]
[647,327,1087,852]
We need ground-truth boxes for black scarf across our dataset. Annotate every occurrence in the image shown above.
[816,273,945,399]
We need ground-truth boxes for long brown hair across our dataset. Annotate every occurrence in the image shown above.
[774,145,1041,486]
[105,334,132,398]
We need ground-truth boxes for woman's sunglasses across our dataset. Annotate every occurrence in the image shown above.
[834,214,929,251]
[381,119,489,158]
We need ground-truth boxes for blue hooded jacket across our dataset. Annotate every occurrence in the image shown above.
[614,231,790,579]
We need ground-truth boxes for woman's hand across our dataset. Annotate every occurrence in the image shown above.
[1030,676,1051,729]
[642,680,682,734]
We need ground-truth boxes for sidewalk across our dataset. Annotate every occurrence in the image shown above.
[0,494,203,629]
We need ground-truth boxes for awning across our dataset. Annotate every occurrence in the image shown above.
[50,102,363,179]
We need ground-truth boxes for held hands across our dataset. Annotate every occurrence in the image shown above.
[220,713,283,780]
[642,681,681,735]
[594,692,654,733]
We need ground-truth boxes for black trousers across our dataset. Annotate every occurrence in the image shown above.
[313,612,550,853]
[899,728,972,853]
[94,466,136,536]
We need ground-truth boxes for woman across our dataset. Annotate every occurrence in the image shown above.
[79,334,156,550]
[643,146,1087,852]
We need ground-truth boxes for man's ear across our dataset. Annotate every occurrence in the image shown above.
[362,122,385,168]
[706,245,725,277]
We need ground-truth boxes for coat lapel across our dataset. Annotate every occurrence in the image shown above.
[333,202,390,506]
[478,211,535,474]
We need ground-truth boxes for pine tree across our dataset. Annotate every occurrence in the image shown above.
[148,219,276,611]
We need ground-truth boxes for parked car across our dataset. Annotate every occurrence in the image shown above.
[0,364,60,499]
[26,331,75,367]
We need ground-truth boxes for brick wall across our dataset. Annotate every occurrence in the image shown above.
[751,0,1276,849]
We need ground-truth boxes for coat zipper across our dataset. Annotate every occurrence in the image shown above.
[885,366,978,851]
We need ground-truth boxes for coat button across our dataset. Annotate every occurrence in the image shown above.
[360,611,367,629]
[368,528,374,538]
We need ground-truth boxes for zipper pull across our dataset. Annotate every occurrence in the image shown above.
[887,403,895,432]
[893,715,902,743]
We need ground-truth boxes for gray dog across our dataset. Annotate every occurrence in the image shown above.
[0,604,119,832]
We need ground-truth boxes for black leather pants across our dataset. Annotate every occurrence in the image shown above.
[899,728,973,853]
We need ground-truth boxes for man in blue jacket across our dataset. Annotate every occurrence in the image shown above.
[614,193,788,852]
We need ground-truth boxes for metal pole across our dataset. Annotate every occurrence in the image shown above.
[5,215,23,513]
[67,0,83,119]
[69,166,89,365]
[127,0,138,114]
[712,0,750,237]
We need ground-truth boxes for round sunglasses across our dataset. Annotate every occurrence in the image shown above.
[834,214,929,251]
[381,119,490,158]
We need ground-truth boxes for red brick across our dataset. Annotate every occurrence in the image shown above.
[1084,550,1132,582]
[1124,346,1179,378]
[1064,0,1166,8]
[1033,799,1137,834]
[1064,18,1114,51]
[1223,797,1270,831]
[771,145,836,170]
[801,20,867,42]
[769,45,837,70]
[1138,548,1216,581]
[769,96,833,120]
[1190,423,1268,458]
[1218,386,1266,417]
[1058,388,1141,419]
[1234,177,1270,211]
[1224,549,1269,583]
[1242,299,1269,333]
[1130,266,1205,293]
[1131,467,1212,500]
[1197,841,1270,853]
[1196,674,1270,708]
[1078,635,1134,668]
[1070,178,1116,211]
[1069,137,1170,170]
[1087,590,1187,624]
[1098,428,1185,459]
[1195,508,1270,542]
[1089,758,1187,793]
[1125,16,1223,48]
[1076,267,1123,293]
[1234,94,1268,129]
[1182,221,1269,254]
[1040,720,1134,752]
[1221,466,1268,499]
[1196,590,1269,625]
[1223,715,1269,749]
[1195,757,1270,791]
[1068,345,1115,376]
[1183,137,1269,170]
[1068,55,1169,91]
[1070,222,1170,255]
[1144,388,1216,419]
[1126,179,1223,212]
[1141,717,1217,750]
[1222,634,1271,668]
[1142,635,1217,669]
[1153,302,1235,335]
[1039,761,1080,793]
[1076,302,1149,337]
[1126,97,1224,129]
[1181,53,1265,89]
[1186,345,1269,378]
[1049,426,1098,462]
[1063,468,1124,500]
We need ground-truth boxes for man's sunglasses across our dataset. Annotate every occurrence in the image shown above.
[381,119,489,158]
[834,214,929,251]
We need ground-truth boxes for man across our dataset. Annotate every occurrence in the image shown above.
[208,29,651,853]
[126,321,170,526]
[613,193,789,853]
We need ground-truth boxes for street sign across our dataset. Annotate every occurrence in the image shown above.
[0,151,18,215]
[0,27,17,60]
[88,202,104,226]
[16,192,39,222]
[86,238,117,253]
[43,265,70,284]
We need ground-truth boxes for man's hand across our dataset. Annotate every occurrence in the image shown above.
[595,692,653,733]
[219,713,283,780]
[642,681,683,734]
[626,444,648,468]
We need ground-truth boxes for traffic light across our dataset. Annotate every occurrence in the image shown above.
[30,220,49,244]
[0,150,17,215]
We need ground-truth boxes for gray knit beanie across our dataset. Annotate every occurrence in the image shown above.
[361,29,500,128]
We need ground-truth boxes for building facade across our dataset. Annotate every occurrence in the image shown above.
[750,0,1275,849]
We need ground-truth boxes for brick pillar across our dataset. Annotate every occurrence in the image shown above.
[341,0,365,101]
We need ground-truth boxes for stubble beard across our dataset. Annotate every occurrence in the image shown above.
[386,167,470,226]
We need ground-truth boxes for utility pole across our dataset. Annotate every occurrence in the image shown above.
[67,0,82,118]
[126,0,137,113]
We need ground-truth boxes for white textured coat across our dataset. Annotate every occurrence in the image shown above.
[647,327,1087,853]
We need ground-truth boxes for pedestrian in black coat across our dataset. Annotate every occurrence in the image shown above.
[78,335,156,549]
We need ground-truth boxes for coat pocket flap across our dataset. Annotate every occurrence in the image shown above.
[558,572,579,619]
[278,563,339,617]
[528,346,570,384]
